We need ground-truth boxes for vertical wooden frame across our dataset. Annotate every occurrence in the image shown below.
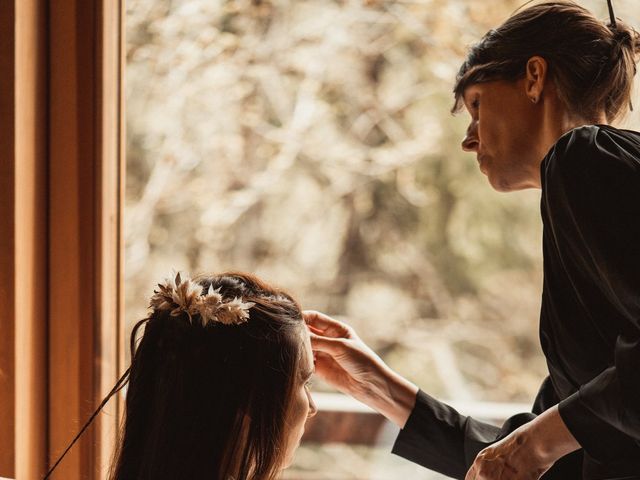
[48,0,124,478]
[0,0,48,478]
[48,0,95,475]
[14,0,49,477]
[0,1,18,476]
[0,0,123,476]
[96,0,126,477]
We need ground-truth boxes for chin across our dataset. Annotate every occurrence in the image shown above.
[488,173,531,192]
[281,443,298,469]
[487,174,512,192]
[281,427,305,469]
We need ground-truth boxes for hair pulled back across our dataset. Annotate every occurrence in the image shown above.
[453,1,640,123]
[109,272,306,480]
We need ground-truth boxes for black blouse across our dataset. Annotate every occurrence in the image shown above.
[391,125,640,480]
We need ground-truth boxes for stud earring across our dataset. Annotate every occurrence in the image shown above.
[530,96,538,104]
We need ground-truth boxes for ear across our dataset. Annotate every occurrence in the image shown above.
[524,56,548,103]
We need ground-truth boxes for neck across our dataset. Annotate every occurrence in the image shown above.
[531,100,607,188]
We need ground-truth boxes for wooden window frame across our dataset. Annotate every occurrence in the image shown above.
[0,1,48,478]
[0,1,124,479]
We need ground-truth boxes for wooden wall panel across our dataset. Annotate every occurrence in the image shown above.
[0,0,48,478]
[14,0,48,478]
[0,1,17,477]
[48,0,123,478]
[48,0,95,474]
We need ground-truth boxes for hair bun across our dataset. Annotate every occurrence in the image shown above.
[609,22,640,55]
[613,27,633,46]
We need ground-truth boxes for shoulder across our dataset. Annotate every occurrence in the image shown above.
[542,125,640,197]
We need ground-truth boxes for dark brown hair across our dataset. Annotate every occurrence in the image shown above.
[108,272,306,480]
[452,1,640,123]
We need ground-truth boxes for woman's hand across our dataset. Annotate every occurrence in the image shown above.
[465,405,580,480]
[464,427,552,480]
[303,310,418,427]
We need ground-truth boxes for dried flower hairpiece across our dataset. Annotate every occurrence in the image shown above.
[149,271,255,326]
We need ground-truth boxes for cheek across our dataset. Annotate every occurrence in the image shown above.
[477,115,501,150]
[299,389,310,419]
[291,388,309,425]
[479,117,524,162]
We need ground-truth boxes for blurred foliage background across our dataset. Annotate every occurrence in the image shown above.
[125,0,640,478]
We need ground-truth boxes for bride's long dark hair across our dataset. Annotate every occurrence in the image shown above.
[109,272,306,480]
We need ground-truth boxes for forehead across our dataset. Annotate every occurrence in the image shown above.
[298,328,313,373]
[461,80,523,114]
[463,83,478,98]
[463,79,520,99]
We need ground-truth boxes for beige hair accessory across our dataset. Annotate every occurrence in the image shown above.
[149,271,255,326]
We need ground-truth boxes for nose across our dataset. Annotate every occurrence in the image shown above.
[307,392,318,418]
[461,120,479,152]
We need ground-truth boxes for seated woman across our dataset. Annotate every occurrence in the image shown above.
[107,271,317,480]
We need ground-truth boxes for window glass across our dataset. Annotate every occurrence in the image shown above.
[125,1,640,478]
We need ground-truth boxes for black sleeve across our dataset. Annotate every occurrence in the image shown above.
[543,127,640,459]
[391,389,530,479]
[391,387,583,479]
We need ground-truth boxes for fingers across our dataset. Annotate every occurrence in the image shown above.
[307,324,325,336]
[464,466,476,480]
[303,310,353,338]
[313,351,352,393]
[465,463,489,480]
[309,331,349,356]
[466,450,488,480]
[466,454,516,480]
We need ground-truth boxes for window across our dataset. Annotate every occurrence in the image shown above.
[2,1,639,479]
[123,1,640,479]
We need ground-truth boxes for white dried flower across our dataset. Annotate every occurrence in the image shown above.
[149,272,255,326]
[149,272,181,312]
[214,297,255,325]
[199,284,224,326]
[170,271,203,319]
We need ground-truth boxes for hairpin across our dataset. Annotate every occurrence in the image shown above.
[607,0,617,29]
[150,271,255,326]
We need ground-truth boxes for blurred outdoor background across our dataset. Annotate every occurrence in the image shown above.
[124,0,640,478]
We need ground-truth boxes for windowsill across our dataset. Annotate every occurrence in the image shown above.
[313,391,530,420]
[303,392,531,445]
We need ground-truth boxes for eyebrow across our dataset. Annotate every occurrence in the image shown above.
[462,91,475,108]
[462,87,480,106]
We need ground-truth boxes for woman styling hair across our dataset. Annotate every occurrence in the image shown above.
[307,2,640,479]
[46,271,317,480]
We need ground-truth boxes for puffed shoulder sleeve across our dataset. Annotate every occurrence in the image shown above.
[542,126,640,459]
